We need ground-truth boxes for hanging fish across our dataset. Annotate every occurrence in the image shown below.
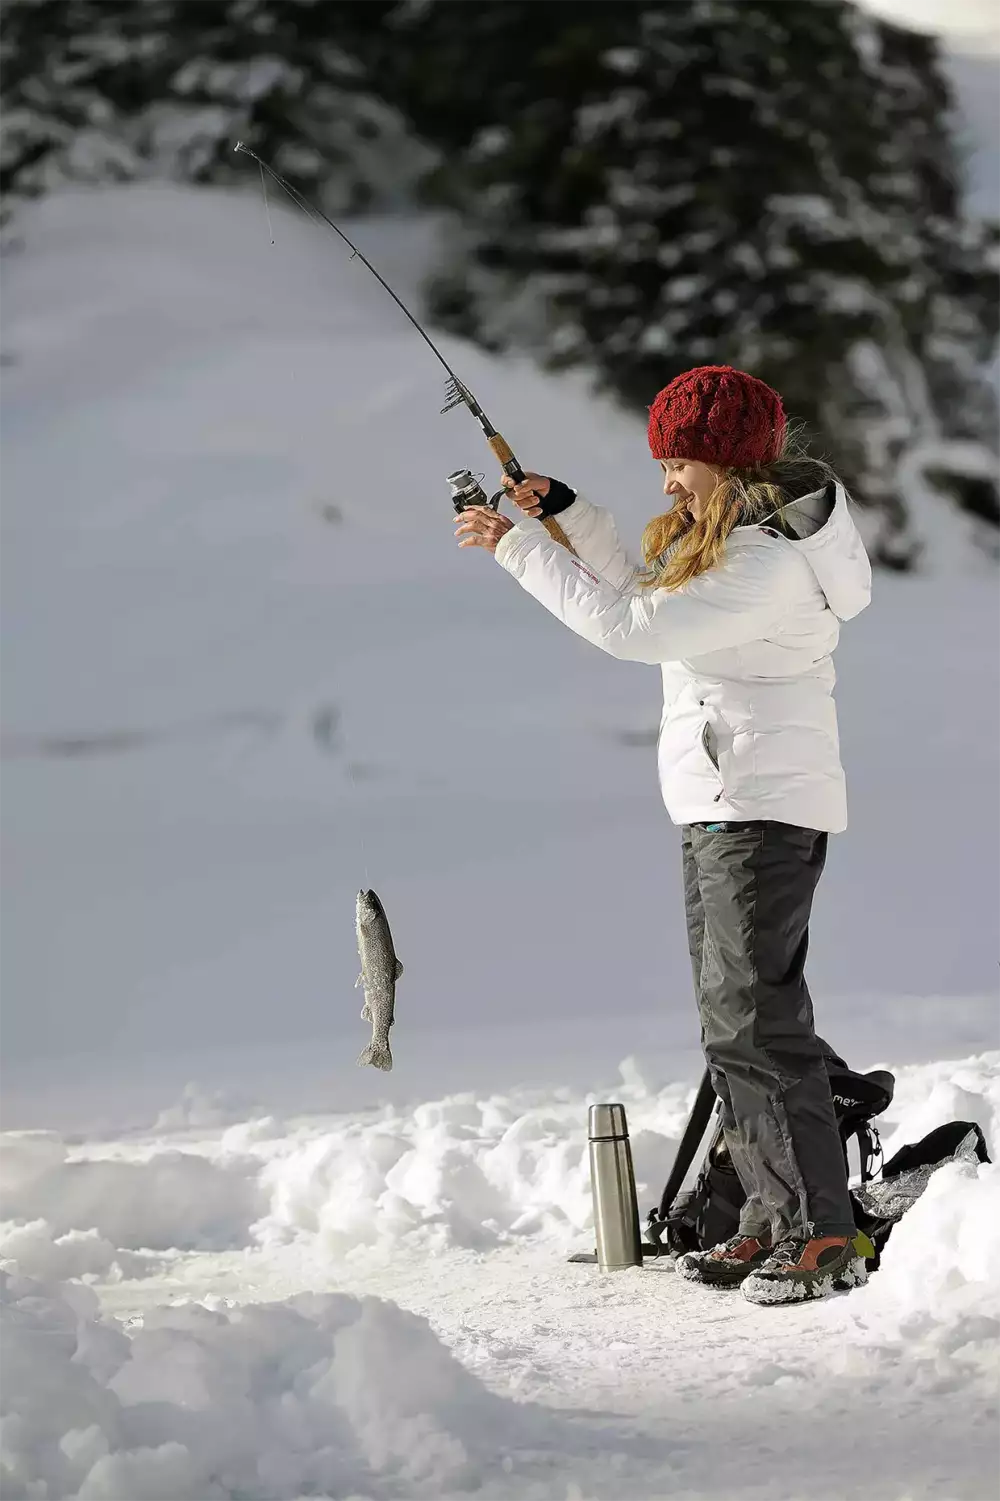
[355,888,402,1071]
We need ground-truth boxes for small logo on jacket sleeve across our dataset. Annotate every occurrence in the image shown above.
[571,558,600,585]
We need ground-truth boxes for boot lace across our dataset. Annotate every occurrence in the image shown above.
[763,1236,806,1268]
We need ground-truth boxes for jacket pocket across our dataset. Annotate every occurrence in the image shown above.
[700,721,726,803]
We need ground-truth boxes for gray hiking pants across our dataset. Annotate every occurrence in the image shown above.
[682,820,856,1241]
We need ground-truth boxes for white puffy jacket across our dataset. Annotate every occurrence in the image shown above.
[494,483,872,833]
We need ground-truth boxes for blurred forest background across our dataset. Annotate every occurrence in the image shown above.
[2,0,998,566]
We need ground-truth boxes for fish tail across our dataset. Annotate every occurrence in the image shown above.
[357,1039,393,1072]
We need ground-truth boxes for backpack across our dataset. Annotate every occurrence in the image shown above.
[851,1119,991,1269]
[644,1063,895,1257]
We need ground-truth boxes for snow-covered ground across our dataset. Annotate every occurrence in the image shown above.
[2,183,999,1498]
[3,1052,999,1500]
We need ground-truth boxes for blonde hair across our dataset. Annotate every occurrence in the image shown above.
[641,426,837,591]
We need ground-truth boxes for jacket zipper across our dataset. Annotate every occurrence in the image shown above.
[700,721,725,804]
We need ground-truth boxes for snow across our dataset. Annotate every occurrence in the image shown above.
[2,182,998,1136]
[839,1060,1000,1365]
[2,1054,999,1499]
[0,1066,695,1265]
[845,1153,1000,1330]
[859,2,1000,45]
[2,181,999,1496]
[1,1273,521,1500]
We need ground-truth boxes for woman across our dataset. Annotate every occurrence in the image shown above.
[455,365,873,1306]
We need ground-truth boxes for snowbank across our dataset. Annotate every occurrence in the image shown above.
[0,1270,520,1501]
[3,1056,998,1270]
[877,1155,1000,1325]
[802,1053,1000,1388]
[1,1131,263,1252]
[152,1082,265,1132]
[875,1052,1000,1159]
[2,1054,999,1500]
[254,1066,692,1256]
[0,1222,149,1284]
[821,1155,1000,1397]
[0,1064,691,1265]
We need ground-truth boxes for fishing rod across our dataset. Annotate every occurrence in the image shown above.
[233,141,574,552]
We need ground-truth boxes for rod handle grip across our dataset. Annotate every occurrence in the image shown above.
[487,433,520,479]
[487,435,575,553]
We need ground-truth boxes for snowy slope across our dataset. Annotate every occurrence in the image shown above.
[1,184,997,1133]
[2,180,999,1501]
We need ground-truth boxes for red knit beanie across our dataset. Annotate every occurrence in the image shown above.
[647,365,786,469]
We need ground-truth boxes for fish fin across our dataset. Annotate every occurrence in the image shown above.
[394,959,404,979]
[355,972,364,989]
[357,1040,393,1072]
[360,1003,371,1021]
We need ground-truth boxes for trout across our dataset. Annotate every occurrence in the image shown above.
[355,888,402,1071]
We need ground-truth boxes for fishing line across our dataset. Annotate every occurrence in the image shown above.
[231,137,576,561]
[234,141,464,387]
[232,137,574,927]
[344,755,370,891]
[259,159,275,244]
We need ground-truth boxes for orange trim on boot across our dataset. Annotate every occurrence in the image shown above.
[710,1236,768,1263]
[774,1236,849,1272]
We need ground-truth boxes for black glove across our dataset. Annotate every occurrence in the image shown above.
[537,477,577,517]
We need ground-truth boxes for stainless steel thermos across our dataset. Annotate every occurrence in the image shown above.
[588,1102,642,1270]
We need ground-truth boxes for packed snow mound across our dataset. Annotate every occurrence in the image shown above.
[877,1156,1000,1323]
[3,1056,998,1272]
[0,1062,694,1263]
[822,1158,1000,1391]
[255,1067,693,1255]
[0,1221,150,1284]
[874,1052,1000,1159]
[0,1270,521,1501]
[1,1131,263,1251]
[810,1053,1000,1383]
[152,1082,268,1132]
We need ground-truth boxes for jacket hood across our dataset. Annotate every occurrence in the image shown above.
[770,482,872,622]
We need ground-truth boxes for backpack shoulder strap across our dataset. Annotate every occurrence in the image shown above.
[852,1121,883,1183]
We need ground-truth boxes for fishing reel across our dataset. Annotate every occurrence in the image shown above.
[446,469,503,514]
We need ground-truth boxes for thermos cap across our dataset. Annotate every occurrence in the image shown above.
[588,1102,629,1140]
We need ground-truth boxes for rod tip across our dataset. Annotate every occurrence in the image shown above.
[234,140,247,154]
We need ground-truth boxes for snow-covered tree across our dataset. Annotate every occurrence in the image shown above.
[851,15,999,558]
[130,0,425,212]
[3,0,995,562]
[388,0,998,564]
[0,0,159,217]
[1,0,423,222]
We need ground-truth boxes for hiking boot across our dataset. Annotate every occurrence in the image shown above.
[676,1233,773,1287]
[741,1233,872,1305]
